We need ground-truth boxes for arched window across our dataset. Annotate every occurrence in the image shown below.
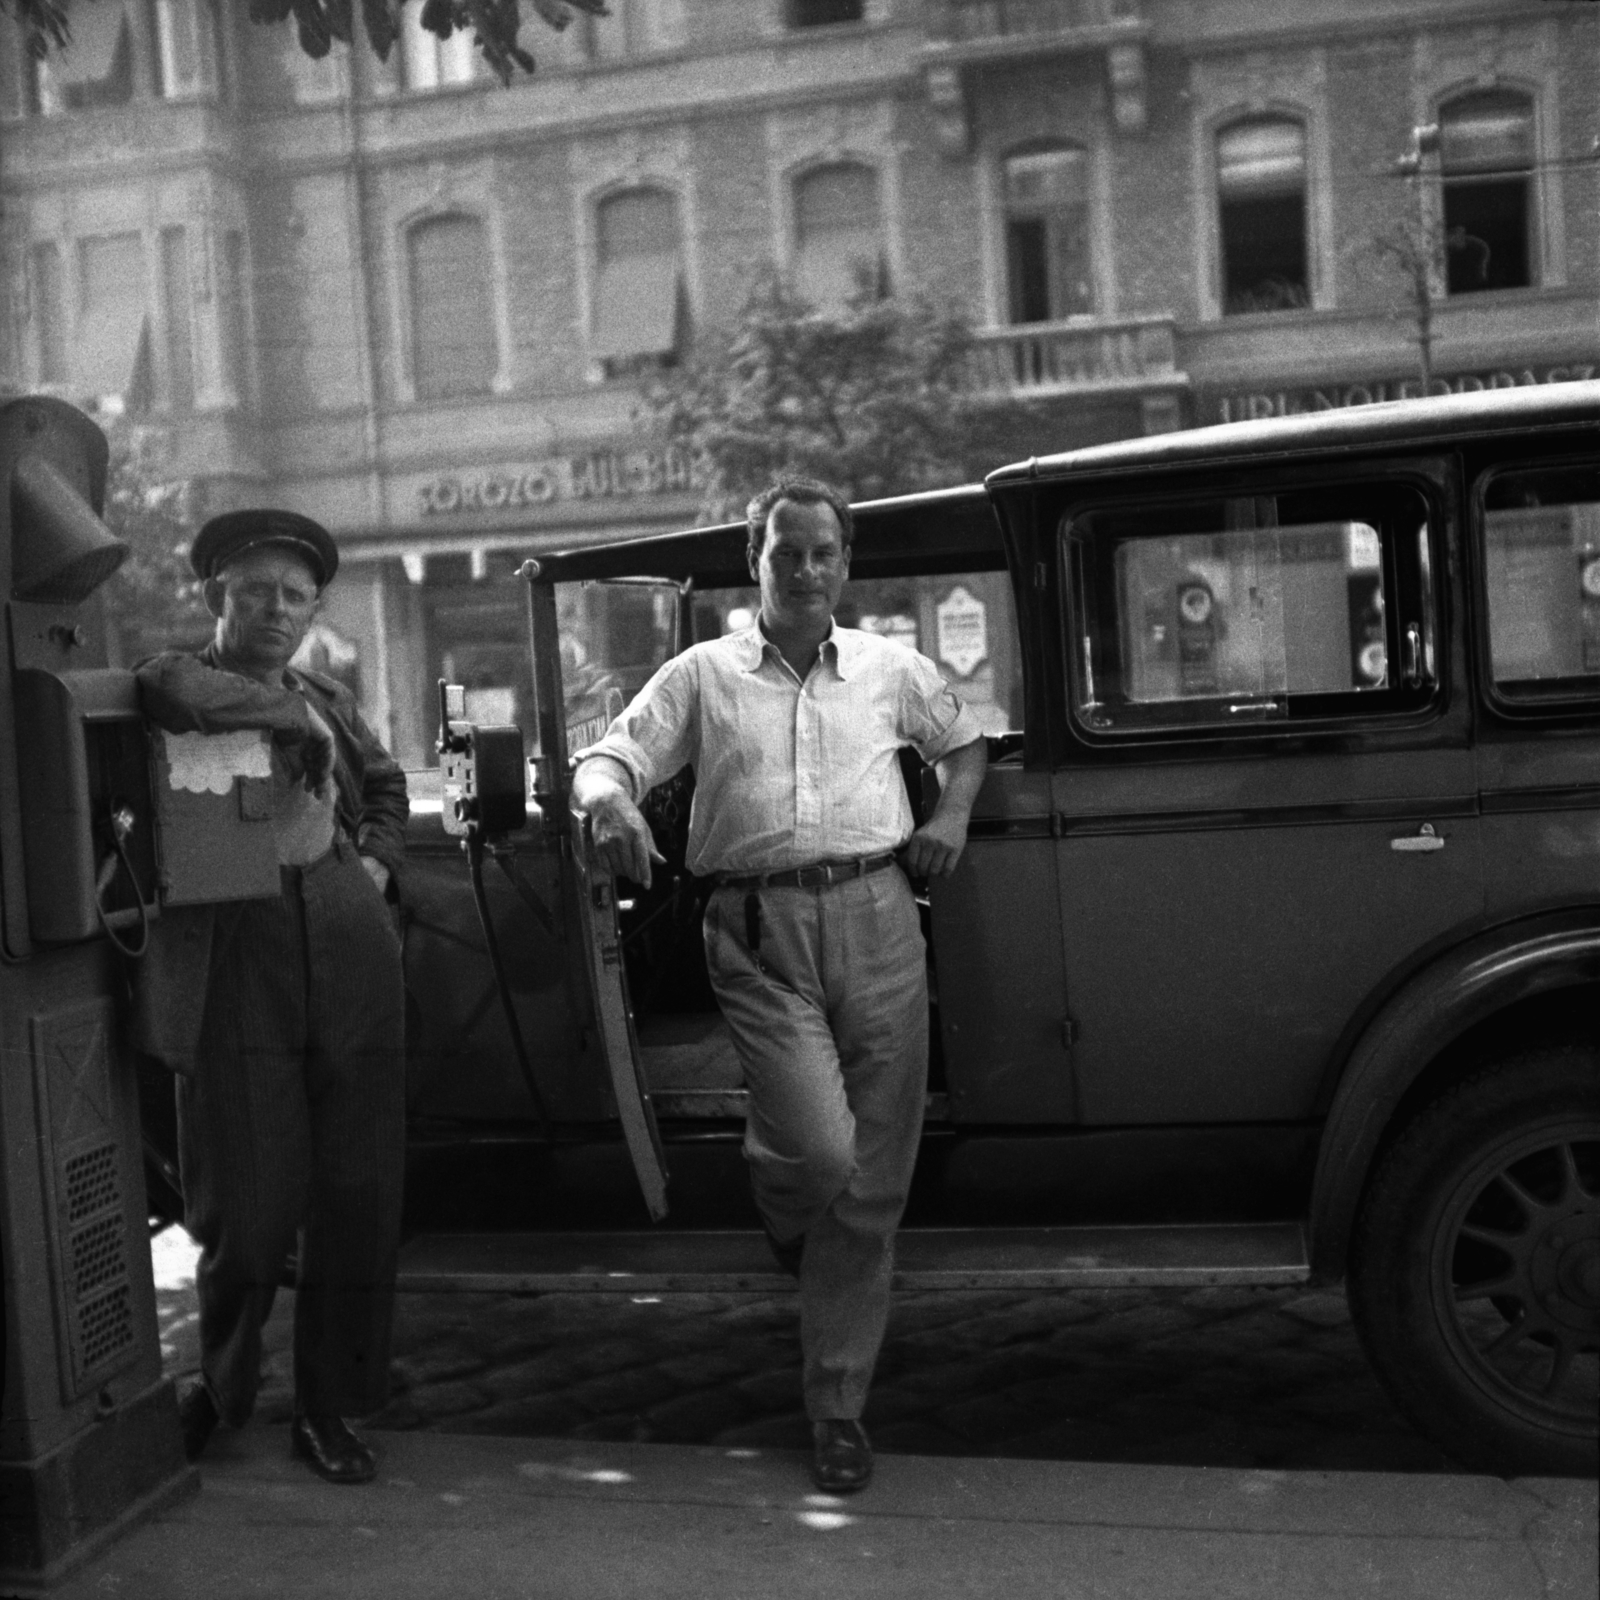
[1440,91,1535,294]
[1003,144,1093,324]
[1216,116,1308,315]
[400,6,477,89]
[792,163,884,314]
[591,188,684,375]
[408,215,496,400]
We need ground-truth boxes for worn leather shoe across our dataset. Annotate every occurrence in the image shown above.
[177,1380,218,1462]
[290,1413,376,1485]
[811,1419,872,1493]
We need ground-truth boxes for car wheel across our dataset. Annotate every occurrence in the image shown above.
[1349,1045,1599,1476]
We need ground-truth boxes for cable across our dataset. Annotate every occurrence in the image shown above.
[465,831,550,1140]
[95,802,149,959]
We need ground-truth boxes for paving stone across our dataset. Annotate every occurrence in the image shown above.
[640,1387,756,1439]
[388,1343,492,1390]
[405,1377,498,1422]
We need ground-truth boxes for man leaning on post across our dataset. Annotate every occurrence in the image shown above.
[572,477,988,1493]
[133,510,407,1485]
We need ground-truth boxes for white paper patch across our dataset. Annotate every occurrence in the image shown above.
[162,730,273,794]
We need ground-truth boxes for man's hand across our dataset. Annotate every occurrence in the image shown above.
[361,855,391,897]
[587,790,666,889]
[572,755,666,889]
[902,736,987,880]
[903,810,971,879]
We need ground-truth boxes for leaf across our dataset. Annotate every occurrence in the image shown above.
[290,0,333,56]
[359,0,400,57]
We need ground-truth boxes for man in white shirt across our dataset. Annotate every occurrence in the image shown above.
[573,478,987,1493]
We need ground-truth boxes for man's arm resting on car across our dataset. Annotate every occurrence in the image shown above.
[903,736,988,879]
[571,754,666,890]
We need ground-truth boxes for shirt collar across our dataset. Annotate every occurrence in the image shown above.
[735,620,854,679]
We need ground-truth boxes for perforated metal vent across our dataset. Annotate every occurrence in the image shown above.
[71,1212,127,1299]
[77,1283,134,1372]
[64,1143,119,1224]
[56,1140,135,1390]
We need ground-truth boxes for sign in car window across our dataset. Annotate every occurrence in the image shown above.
[1065,482,1436,735]
[1480,464,1600,707]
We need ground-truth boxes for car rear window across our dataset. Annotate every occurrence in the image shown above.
[1479,464,1600,709]
[1063,480,1438,736]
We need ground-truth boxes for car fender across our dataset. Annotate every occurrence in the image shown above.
[1309,906,1600,1280]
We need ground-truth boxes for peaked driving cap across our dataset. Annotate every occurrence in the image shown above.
[190,509,339,588]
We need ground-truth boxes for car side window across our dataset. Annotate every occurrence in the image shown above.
[1478,464,1600,709]
[1064,480,1437,736]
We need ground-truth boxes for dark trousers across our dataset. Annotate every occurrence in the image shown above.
[177,837,405,1425]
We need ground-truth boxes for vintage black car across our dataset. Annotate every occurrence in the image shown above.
[147,381,1600,1477]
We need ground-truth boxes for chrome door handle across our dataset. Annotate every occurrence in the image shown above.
[1391,822,1445,853]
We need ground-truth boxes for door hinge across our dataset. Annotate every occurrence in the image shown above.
[1061,1015,1079,1049]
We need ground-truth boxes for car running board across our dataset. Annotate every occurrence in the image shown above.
[396,1222,1310,1294]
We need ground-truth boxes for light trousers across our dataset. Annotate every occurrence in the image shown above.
[704,866,927,1421]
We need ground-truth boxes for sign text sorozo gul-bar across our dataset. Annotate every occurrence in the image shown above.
[415,447,694,517]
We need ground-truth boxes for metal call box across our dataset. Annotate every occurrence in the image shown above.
[12,666,281,944]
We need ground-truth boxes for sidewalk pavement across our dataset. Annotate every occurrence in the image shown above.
[51,1426,1598,1600]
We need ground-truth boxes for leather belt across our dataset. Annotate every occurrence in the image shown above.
[716,852,899,891]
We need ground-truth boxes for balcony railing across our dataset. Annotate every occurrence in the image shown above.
[928,0,1142,48]
[963,316,1183,400]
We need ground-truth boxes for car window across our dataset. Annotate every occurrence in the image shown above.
[1479,464,1600,708]
[1064,481,1436,736]
[558,579,681,753]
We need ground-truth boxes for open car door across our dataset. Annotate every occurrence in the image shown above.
[530,574,687,1223]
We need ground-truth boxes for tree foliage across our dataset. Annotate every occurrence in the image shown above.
[96,423,210,666]
[6,0,609,84]
[648,274,983,524]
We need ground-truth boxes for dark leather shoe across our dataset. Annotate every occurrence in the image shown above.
[762,1219,804,1278]
[291,1413,376,1485]
[812,1419,872,1494]
[177,1380,218,1462]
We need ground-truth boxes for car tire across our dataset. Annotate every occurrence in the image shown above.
[1348,1045,1599,1477]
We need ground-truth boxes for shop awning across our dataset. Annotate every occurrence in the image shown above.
[591,254,681,361]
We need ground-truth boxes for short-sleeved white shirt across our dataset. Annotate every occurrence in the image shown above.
[577,621,983,876]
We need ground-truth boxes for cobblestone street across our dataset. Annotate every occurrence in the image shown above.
[153,1229,1456,1475]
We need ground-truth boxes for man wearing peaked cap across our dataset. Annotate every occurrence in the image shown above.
[189,507,341,589]
[132,507,407,1485]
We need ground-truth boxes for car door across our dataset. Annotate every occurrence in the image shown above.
[1467,453,1600,915]
[529,574,686,1221]
[1049,460,1486,1127]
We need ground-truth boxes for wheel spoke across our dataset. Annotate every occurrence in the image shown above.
[1496,1168,1546,1220]
[1484,1310,1530,1356]
[1541,1334,1578,1397]
[1556,1141,1590,1205]
[1459,1221,1522,1247]
[1454,1270,1520,1303]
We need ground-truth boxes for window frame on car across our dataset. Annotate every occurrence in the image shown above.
[1471,456,1600,719]
[1056,467,1450,748]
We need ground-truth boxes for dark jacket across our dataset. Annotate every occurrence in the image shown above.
[131,646,408,1074]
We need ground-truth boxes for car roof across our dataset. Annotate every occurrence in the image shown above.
[527,383,1600,585]
[987,380,1600,487]
[527,482,999,586]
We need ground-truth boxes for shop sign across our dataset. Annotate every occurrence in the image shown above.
[1210,363,1595,425]
[416,446,693,517]
[936,585,988,678]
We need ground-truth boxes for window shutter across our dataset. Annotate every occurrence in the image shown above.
[409,216,497,399]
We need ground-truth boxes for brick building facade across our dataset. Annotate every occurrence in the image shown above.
[1,0,1595,763]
